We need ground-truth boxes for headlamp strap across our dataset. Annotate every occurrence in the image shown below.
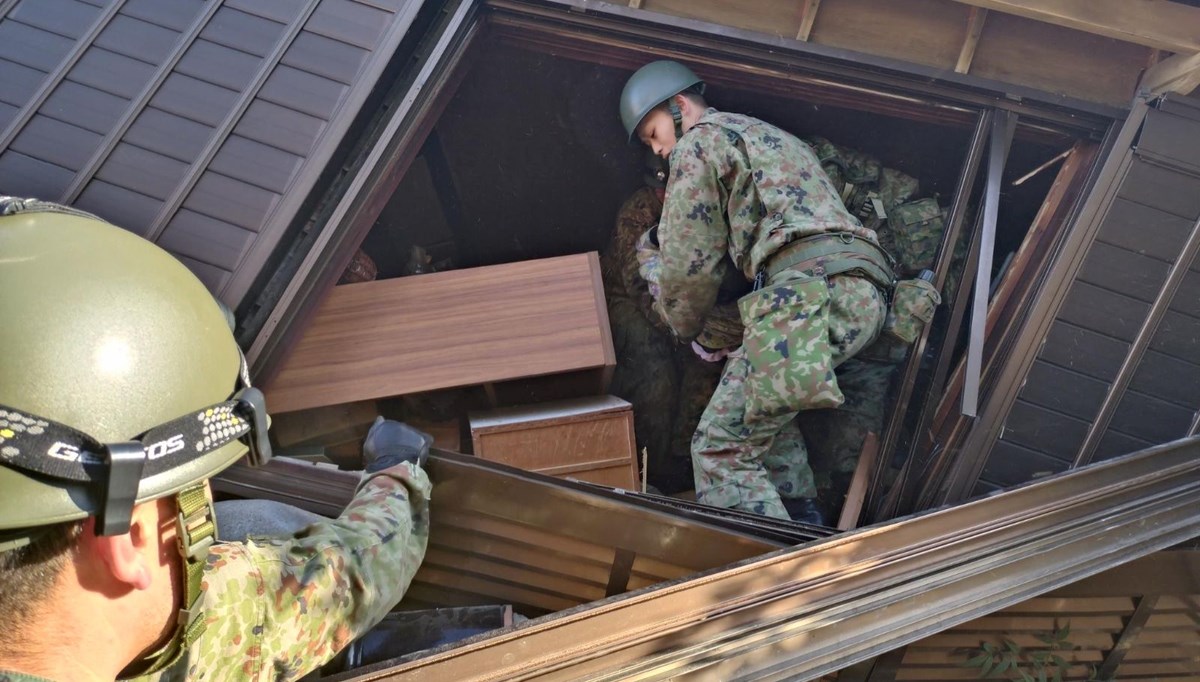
[0,398,263,485]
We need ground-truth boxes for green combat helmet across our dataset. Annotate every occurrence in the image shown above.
[0,196,272,675]
[619,60,705,143]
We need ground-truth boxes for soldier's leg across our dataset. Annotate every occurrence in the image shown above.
[827,275,887,367]
[804,356,897,507]
[803,275,889,511]
[607,298,681,490]
[692,348,799,520]
[761,417,817,500]
[671,348,724,489]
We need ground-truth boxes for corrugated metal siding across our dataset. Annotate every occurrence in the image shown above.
[978,98,1200,492]
[0,0,425,305]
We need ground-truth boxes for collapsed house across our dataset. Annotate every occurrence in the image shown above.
[2,0,1200,678]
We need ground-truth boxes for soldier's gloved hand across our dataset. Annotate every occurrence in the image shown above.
[691,340,730,363]
[362,417,433,473]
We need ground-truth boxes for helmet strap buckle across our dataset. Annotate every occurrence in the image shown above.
[668,96,685,142]
[97,442,147,536]
[234,386,272,467]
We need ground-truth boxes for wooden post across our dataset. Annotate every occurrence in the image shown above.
[837,432,880,530]
[956,7,988,74]
[795,0,821,41]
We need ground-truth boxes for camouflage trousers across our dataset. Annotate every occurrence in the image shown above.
[693,273,886,519]
[671,345,725,484]
[801,355,898,509]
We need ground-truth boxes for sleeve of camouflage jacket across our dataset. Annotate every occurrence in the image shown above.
[656,132,740,340]
[143,461,432,682]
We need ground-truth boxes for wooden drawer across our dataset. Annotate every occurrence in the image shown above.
[469,396,637,489]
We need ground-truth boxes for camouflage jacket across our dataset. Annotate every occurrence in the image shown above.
[656,109,878,339]
[0,672,52,681]
[604,187,746,348]
[137,462,432,682]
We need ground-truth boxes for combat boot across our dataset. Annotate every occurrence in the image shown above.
[783,497,829,527]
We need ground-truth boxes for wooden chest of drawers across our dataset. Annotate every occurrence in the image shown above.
[469,395,638,489]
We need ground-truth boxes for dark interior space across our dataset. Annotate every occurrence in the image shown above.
[358,40,1069,282]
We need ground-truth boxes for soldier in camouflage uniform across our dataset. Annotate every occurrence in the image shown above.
[0,199,430,682]
[620,62,896,522]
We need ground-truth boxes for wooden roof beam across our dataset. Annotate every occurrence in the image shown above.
[949,0,1200,53]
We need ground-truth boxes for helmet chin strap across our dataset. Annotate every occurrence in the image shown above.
[124,481,215,677]
[667,95,685,142]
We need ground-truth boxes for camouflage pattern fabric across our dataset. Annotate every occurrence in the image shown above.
[883,277,941,344]
[648,110,888,518]
[670,343,725,485]
[693,302,743,351]
[889,197,945,274]
[807,136,919,237]
[694,274,885,518]
[739,276,843,419]
[802,355,898,506]
[0,672,52,681]
[600,187,667,331]
[136,462,432,682]
[653,110,878,341]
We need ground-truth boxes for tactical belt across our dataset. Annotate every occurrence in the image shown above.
[764,232,896,292]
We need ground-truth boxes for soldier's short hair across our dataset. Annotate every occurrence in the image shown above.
[0,521,83,637]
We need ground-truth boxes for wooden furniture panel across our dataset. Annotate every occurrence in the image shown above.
[470,396,637,490]
[263,253,615,414]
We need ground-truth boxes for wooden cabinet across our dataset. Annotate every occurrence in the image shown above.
[469,396,638,489]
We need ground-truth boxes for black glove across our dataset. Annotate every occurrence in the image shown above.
[362,417,433,473]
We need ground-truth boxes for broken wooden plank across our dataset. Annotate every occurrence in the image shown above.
[837,431,879,530]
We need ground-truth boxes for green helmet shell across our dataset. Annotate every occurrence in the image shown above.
[619,60,705,143]
[0,204,249,535]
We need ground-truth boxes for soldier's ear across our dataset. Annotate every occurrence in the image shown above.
[85,500,167,591]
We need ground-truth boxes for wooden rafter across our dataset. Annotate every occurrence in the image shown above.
[956,7,988,74]
[1096,595,1159,680]
[796,0,821,41]
[949,0,1200,53]
[1140,50,1200,95]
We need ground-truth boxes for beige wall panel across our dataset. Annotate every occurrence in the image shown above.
[809,0,969,69]
[640,0,802,40]
[970,12,1148,106]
